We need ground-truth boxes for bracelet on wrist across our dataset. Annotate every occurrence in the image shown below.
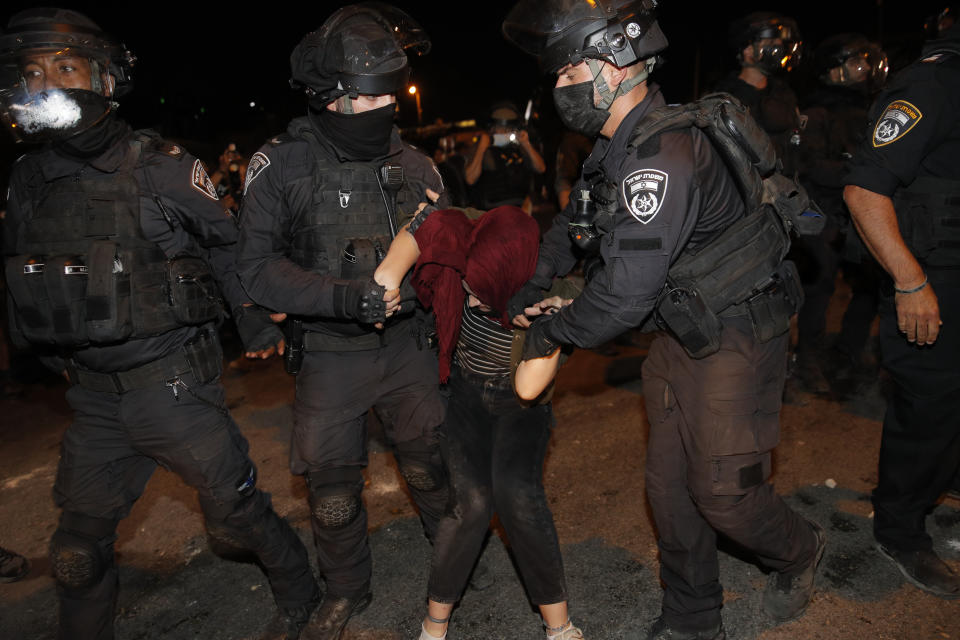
[895,276,928,295]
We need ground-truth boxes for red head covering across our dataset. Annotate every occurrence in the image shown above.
[411,206,540,382]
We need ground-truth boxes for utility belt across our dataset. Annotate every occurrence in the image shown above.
[654,207,803,358]
[66,329,223,393]
[283,317,413,375]
[303,320,411,352]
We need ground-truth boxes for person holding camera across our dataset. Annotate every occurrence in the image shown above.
[464,101,546,211]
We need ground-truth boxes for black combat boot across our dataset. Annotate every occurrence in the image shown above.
[301,592,372,640]
[0,547,29,583]
[646,617,725,640]
[762,520,827,621]
[876,545,960,599]
[258,597,320,640]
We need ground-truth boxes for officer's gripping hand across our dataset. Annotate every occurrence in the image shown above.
[895,281,942,346]
[236,304,286,359]
[334,278,388,324]
[521,316,561,362]
[508,280,545,328]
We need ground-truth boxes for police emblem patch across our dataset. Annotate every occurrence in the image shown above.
[622,169,668,224]
[191,159,219,200]
[872,100,922,147]
[244,152,271,194]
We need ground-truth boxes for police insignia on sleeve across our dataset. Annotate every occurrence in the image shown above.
[191,159,219,200]
[622,169,668,224]
[244,152,271,194]
[872,100,922,147]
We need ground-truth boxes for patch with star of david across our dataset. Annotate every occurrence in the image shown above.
[872,100,922,147]
[622,169,668,224]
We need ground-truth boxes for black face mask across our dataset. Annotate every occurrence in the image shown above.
[54,110,131,160]
[311,102,397,161]
[553,80,610,138]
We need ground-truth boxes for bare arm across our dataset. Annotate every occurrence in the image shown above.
[517,130,546,175]
[374,226,421,291]
[464,133,491,185]
[843,184,941,344]
[514,296,572,400]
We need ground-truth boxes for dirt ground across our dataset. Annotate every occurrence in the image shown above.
[1,282,959,640]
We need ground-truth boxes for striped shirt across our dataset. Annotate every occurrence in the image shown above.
[454,301,513,377]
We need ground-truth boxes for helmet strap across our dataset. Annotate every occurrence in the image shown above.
[586,58,650,111]
[89,59,104,94]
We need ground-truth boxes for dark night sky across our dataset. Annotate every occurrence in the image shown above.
[0,0,949,167]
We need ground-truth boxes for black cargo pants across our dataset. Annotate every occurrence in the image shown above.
[292,331,447,599]
[53,373,317,640]
[643,317,817,632]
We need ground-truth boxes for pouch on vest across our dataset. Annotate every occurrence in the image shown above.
[339,237,387,279]
[166,255,222,325]
[85,240,133,342]
[43,255,89,345]
[655,287,723,359]
[182,328,223,384]
[5,255,55,343]
[745,260,803,343]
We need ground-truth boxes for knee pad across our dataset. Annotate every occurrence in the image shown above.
[398,462,442,492]
[310,491,362,529]
[395,438,445,493]
[50,528,108,590]
[307,468,364,530]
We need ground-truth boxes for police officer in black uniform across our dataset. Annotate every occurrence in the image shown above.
[235,5,449,639]
[842,18,960,600]
[502,1,826,638]
[0,8,318,640]
[797,34,888,392]
[714,12,804,178]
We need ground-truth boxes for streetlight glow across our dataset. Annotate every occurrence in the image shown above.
[408,85,417,95]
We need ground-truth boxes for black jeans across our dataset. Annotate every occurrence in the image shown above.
[428,367,568,605]
[873,270,960,551]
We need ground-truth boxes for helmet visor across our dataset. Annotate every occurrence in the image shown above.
[0,86,111,143]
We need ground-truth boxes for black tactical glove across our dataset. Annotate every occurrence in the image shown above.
[507,280,545,320]
[235,304,283,353]
[522,316,561,361]
[333,278,387,324]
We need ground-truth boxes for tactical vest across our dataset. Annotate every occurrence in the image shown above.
[626,93,820,357]
[889,45,960,268]
[5,135,222,347]
[894,177,960,267]
[287,130,397,339]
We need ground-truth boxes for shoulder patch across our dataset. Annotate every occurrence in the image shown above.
[622,169,668,224]
[244,152,271,194]
[268,133,293,146]
[159,142,184,157]
[190,159,219,200]
[872,100,923,147]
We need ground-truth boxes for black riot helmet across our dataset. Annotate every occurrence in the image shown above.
[502,0,668,75]
[924,6,958,39]
[0,8,135,143]
[729,12,802,74]
[290,2,430,108]
[814,34,888,89]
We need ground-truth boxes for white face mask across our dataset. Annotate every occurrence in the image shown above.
[491,132,518,147]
